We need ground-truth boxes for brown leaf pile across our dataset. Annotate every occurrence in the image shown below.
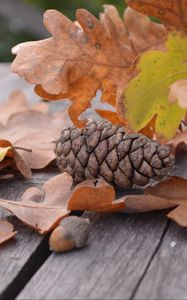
[2,1,187,248]
[11,5,165,127]
[0,173,124,235]
[0,90,71,178]
[2,173,187,243]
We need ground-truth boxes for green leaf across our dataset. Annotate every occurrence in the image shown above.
[123,33,187,139]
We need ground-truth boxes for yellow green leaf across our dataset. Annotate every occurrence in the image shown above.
[0,147,12,162]
[123,33,187,139]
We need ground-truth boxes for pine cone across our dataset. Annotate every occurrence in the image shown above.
[55,120,175,189]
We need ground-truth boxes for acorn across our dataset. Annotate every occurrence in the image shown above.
[49,216,91,253]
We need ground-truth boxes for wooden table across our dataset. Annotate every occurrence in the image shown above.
[1,63,187,300]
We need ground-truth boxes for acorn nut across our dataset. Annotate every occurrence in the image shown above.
[49,216,91,253]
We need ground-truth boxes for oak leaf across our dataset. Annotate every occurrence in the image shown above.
[0,139,31,179]
[95,109,122,125]
[68,179,125,212]
[120,33,187,139]
[0,90,48,127]
[0,173,72,234]
[11,6,165,127]
[127,0,187,32]
[119,177,187,215]
[0,220,17,245]
[119,176,187,228]
[0,92,72,176]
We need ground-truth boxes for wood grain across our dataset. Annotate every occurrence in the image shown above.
[17,212,168,300]
[0,171,57,299]
[0,66,57,298]
[1,64,187,300]
[133,222,187,299]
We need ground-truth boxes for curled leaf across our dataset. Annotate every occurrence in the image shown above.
[117,176,187,213]
[145,176,187,203]
[0,93,72,175]
[0,173,73,234]
[0,220,17,245]
[118,176,187,227]
[0,90,48,127]
[121,195,175,213]
[167,205,187,227]
[11,6,165,127]
[68,179,124,212]
[95,109,123,125]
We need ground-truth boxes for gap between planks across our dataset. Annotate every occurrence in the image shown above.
[0,235,51,300]
[130,220,171,299]
[16,212,169,300]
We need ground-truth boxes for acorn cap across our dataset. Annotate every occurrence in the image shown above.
[49,216,91,253]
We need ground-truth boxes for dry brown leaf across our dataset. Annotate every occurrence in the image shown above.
[11,6,166,127]
[121,195,175,213]
[68,179,124,212]
[0,90,48,127]
[167,205,187,227]
[13,150,32,179]
[95,109,123,125]
[145,176,187,203]
[0,105,71,176]
[127,0,187,32]
[0,220,17,245]
[117,177,187,214]
[0,140,31,178]
[0,173,72,234]
[169,79,187,108]
[120,176,187,227]
[0,158,14,172]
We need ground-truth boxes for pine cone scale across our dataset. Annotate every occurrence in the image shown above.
[55,120,175,189]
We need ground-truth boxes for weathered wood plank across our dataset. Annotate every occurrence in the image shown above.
[0,170,58,299]
[17,212,168,300]
[0,65,58,298]
[133,222,187,300]
[130,153,187,300]
[2,62,187,300]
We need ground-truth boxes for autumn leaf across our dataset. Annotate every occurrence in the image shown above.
[127,0,187,32]
[11,6,165,127]
[120,33,187,139]
[68,179,124,212]
[0,139,32,178]
[119,176,187,228]
[0,220,17,245]
[146,176,187,227]
[121,195,175,213]
[95,109,122,125]
[119,176,187,215]
[0,173,72,234]
[0,90,48,126]
[0,92,72,176]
